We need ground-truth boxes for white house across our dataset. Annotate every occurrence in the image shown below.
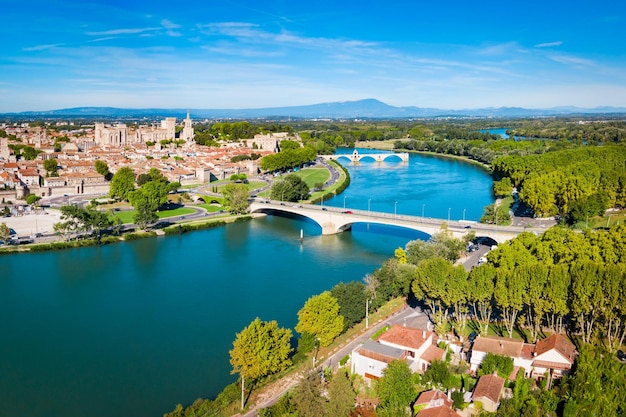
[351,339,406,380]
[531,333,577,386]
[469,335,534,377]
[351,324,445,380]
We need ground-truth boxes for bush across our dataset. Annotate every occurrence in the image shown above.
[123,231,157,241]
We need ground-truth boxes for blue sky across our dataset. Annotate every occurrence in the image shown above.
[1,0,625,112]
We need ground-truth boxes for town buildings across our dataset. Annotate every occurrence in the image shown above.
[0,115,280,202]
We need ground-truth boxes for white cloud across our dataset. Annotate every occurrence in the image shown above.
[535,41,563,48]
[548,53,595,67]
[22,43,64,51]
[85,27,160,36]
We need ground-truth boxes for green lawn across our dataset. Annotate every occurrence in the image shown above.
[111,207,196,223]
[294,168,330,188]
[213,181,266,193]
[589,209,626,229]
[197,204,224,212]
[308,160,347,200]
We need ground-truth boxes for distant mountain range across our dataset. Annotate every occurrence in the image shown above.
[4,99,626,120]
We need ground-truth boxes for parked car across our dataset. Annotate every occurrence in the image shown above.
[618,350,626,362]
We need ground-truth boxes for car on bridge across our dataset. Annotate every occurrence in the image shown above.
[342,210,353,214]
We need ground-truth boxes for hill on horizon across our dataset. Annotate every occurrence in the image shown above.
[3,99,626,119]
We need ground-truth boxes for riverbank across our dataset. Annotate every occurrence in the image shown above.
[0,213,251,255]
[0,161,351,255]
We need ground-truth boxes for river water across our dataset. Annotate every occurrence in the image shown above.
[0,150,493,417]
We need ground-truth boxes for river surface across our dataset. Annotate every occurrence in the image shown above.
[0,150,493,417]
[479,128,510,138]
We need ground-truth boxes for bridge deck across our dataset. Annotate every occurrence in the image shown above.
[249,200,544,243]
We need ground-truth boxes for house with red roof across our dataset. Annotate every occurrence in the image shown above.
[351,324,445,380]
[531,333,577,386]
[414,389,461,416]
[469,335,534,378]
[471,374,505,412]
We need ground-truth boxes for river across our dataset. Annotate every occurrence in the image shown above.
[0,149,493,417]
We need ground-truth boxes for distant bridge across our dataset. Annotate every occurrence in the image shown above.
[320,149,409,163]
[249,201,545,243]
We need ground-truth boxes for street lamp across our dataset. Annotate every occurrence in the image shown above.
[448,207,451,222]
[394,201,398,218]
[422,203,425,218]
[368,198,371,213]
[343,196,347,209]
[463,208,466,221]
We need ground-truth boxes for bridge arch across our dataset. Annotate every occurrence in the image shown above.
[320,150,409,163]
[248,201,537,244]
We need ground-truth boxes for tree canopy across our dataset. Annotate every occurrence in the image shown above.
[376,359,416,417]
[260,146,317,172]
[109,167,135,201]
[295,291,344,347]
[221,183,250,214]
[229,317,293,410]
[269,174,310,202]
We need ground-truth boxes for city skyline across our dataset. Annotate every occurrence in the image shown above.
[2,0,625,112]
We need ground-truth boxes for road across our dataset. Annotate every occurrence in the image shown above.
[238,304,424,417]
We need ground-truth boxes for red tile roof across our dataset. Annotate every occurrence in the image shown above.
[416,405,459,417]
[377,324,433,350]
[472,335,524,357]
[415,389,452,408]
[534,334,576,363]
[532,360,572,370]
[422,344,446,363]
[473,374,505,404]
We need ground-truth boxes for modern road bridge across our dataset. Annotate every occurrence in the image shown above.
[249,200,546,244]
[320,149,409,163]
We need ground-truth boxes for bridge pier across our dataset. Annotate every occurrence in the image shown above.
[321,222,339,235]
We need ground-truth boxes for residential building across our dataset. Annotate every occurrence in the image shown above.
[472,374,505,412]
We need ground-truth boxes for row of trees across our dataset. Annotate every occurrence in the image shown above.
[507,119,626,144]
[259,145,317,172]
[395,225,626,348]
[492,145,626,217]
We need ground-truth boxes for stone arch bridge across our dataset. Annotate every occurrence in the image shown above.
[249,201,542,244]
[320,149,409,163]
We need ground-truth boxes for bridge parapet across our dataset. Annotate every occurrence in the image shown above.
[248,200,544,243]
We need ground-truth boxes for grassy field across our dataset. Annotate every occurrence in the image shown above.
[294,168,330,188]
[212,180,266,193]
[355,140,396,150]
[197,204,224,213]
[111,207,196,223]
[589,209,626,229]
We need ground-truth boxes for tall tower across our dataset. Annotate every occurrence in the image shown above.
[162,117,177,140]
[181,110,195,143]
[0,137,10,160]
